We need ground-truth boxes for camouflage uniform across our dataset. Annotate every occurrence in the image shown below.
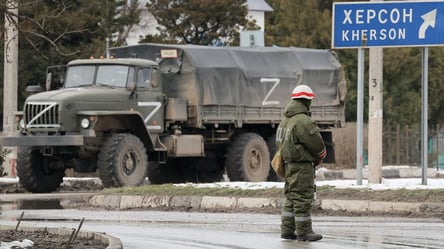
[276,99,326,239]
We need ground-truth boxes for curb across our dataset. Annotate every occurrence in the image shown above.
[89,195,283,210]
[88,194,444,217]
[0,224,123,249]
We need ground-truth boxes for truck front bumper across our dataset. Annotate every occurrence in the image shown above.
[0,133,84,146]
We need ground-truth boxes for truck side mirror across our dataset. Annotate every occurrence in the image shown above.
[128,82,137,99]
[128,82,136,92]
[151,68,159,88]
[46,72,52,91]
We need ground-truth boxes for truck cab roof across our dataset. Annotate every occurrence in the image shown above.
[68,58,159,67]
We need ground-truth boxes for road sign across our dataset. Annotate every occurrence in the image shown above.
[332,1,444,48]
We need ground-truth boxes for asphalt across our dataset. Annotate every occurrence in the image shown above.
[1,166,443,249]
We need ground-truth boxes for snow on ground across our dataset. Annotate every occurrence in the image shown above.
[1,177,443,191]
[175,178,444,190]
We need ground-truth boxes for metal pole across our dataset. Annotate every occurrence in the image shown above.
[106,37,110,58]
[357,48,364,185]
[421,47,428,185]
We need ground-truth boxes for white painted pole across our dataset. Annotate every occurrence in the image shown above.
[2,0,18,177]
[368,45,383,184]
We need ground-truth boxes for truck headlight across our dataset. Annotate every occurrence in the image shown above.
[19,119,25,129]
[80,118,90,129]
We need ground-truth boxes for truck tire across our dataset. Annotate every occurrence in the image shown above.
[97,133,148,187]
[225,133,270,181]
[16,147,64,193]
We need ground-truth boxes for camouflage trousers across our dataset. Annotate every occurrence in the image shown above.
[281,162,315,236]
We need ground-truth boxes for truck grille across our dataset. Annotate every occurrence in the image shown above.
[25,102,60,128]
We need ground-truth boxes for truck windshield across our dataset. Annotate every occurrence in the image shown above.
[65,65,131,88]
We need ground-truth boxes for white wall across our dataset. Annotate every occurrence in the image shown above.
[247,10,265,31]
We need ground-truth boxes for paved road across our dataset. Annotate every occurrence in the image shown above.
[1,206,443,249]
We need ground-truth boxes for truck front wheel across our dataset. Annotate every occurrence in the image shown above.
[98,133,148,187]
[17,147,65,193]
[225,133,270,181]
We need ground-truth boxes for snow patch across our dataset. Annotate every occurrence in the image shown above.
[0,239,34,249]
[174,178,444,190]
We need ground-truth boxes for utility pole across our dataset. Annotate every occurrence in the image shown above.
[368,46,383,184]
[2,0,18,176]
[367,0,383,184]
[368,0,382,185]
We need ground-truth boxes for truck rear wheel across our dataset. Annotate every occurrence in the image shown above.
[98,133,148,187]
[225,133,270,181]
[16,147,65,193]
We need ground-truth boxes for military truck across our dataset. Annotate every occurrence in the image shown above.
[0,43,346,193]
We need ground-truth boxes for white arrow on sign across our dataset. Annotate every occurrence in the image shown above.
[419,9,437,39]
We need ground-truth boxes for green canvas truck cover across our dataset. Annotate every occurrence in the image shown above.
[110,43,346,109]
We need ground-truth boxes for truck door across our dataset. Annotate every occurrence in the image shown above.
[133,67,165,134]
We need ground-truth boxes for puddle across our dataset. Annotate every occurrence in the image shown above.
[0,199,63,211]
[0,197,90,212]
[17,199,64,209]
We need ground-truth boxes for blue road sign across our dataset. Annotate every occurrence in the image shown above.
[332,1,444,48]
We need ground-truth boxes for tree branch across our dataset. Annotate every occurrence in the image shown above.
[21,30,80,56]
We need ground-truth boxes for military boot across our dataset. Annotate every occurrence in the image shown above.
[296,220,323,242]
[280,210,296,241]
[297,232,322,241]
[280,233,297,241]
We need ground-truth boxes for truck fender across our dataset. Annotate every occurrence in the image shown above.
[78,111,155,151]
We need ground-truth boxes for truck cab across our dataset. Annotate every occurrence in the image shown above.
[5,58,167,192]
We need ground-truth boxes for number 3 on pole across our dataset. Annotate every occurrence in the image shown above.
[372,78,378,88]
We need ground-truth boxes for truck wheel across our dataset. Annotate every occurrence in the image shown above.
[225,133,270,181]
[98,133,148,187]
[16,147,64,193]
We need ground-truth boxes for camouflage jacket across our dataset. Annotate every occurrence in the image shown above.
[276,100,326,164]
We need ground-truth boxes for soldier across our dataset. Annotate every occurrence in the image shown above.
[276,84,327,242]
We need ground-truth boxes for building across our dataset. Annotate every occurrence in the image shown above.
[125,0,273,45]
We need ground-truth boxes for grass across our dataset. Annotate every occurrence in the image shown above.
[100,184,444,203]
[101,184,284,197]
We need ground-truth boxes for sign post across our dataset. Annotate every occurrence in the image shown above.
[332,1,444,185]
[421,48,428,185]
